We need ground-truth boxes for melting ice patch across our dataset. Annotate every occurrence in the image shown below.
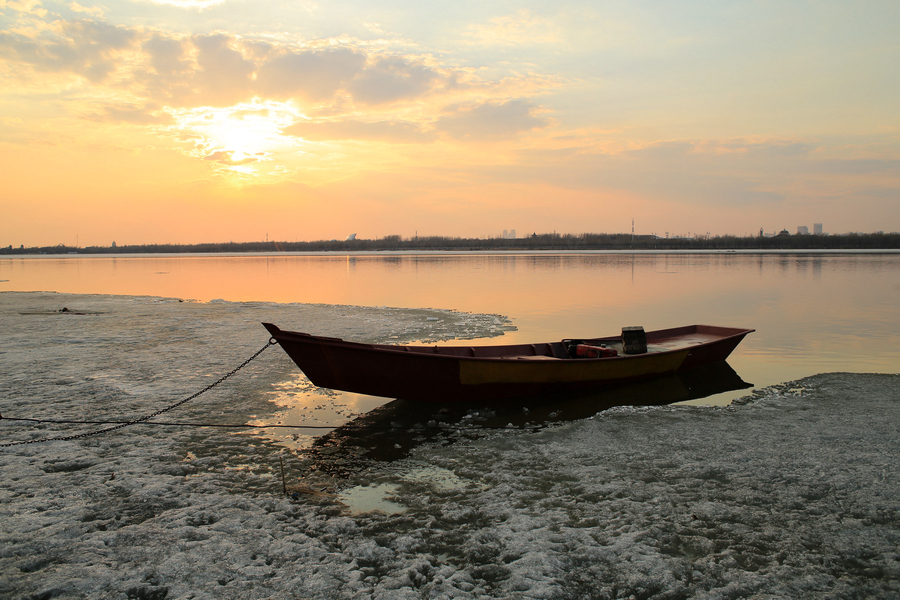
[1,292,899,599]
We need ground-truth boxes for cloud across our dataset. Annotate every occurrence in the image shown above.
[463,10,564,47]
[499,137,802,210]
[0,19,137,82]
[435,100,549,140]
[135,33,257,107]
[142,34,189,80]
[68,2,104,17]
[857,187,900,199]
[255,47,366,101]
[137,0,228,8]
[191,34,255,105]
[628,138,815,161]
[346,56,440,105]
[604,140,802,206]
[0,10,560,170]
[1,13,529,116]
[715,139,813,158]
[203,150,260,165]
[282,119,436,143]
[0,0,47,17]
[810,159,900,175]
[83,103,174,125]
[137,34,202,106]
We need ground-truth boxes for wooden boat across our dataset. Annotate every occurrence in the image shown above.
[263,323,754,403]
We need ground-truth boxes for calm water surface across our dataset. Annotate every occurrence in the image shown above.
[3,251,899,405]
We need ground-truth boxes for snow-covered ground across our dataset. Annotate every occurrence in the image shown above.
[1,292,898,599]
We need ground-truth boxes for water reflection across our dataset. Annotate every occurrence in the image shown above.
[300,361,752,475]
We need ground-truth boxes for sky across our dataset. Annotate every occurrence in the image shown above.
[1,0,898,246]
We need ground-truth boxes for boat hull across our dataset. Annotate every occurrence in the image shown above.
[263,323,753,403]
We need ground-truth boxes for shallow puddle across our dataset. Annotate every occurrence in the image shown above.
[338,482,406,514]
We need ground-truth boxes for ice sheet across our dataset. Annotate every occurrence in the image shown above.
[1,292,898,599]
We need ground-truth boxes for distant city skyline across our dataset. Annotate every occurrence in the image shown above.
[2,0,898,247]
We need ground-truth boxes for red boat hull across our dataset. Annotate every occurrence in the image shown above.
[263,323,754,403]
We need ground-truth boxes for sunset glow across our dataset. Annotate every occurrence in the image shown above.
[1,0,898,246]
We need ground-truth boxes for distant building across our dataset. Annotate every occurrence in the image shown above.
[502,229,517,239]
[814,223,823,235]
[797,226,809,235]
[777,229,791,237]
[346,233,357,241]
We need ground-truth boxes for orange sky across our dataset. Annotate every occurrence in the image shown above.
[1,0,898,246]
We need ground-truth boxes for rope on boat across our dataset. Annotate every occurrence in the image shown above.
[1,338,536,446]
[0,339,277,447]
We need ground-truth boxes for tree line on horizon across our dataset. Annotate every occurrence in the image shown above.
[4,231,900,255]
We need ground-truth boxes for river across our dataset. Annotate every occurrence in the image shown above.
[3,250,899,405]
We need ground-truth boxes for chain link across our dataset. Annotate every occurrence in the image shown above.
[0,339,277,447]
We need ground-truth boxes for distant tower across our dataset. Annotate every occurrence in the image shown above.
[503,229,508,239]
[797,225,809,235]
[814,223,823,235]
[509,229,516,239]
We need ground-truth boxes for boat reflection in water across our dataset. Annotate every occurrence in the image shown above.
[300,361,752,474]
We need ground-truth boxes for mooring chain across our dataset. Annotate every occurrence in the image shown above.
[0,339,277,447]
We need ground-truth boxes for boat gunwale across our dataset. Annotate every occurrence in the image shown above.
[262,323,755,364]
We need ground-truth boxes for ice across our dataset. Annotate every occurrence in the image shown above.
[1,292,899,599]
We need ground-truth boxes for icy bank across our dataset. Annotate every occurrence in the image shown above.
[1,292,898,599]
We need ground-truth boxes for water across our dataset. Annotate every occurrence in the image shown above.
[3,250,899,404]
[2,252,899,599]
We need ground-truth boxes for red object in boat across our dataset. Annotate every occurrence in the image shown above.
[575,344,618,358]
[262,323,754,403]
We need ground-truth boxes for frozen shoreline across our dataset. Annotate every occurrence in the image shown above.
[1,292,898,599]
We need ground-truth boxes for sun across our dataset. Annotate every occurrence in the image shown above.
[169,100,304,175]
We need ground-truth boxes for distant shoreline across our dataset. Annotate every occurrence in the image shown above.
[3,231,900,255]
